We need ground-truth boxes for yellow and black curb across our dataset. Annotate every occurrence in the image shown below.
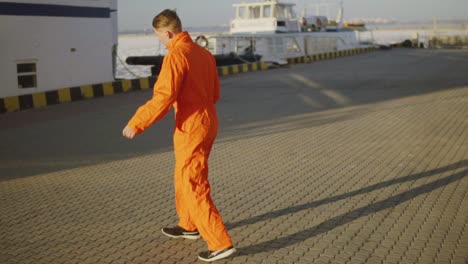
[0,77,156,113]
[217,61,269,76]
[0,48,375,114]
[287,47,377,64]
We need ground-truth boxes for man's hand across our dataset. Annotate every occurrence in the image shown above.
[122,125,136,139]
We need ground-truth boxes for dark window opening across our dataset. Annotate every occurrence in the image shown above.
[18,75,37,89]
[17,62,37,89]
[17,63,36,73]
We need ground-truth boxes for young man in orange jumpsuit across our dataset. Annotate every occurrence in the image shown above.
[122,9,235,262]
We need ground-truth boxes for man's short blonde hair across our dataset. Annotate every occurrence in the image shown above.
[152,9,182,32]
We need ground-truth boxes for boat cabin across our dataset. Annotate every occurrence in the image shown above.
[230,0,300,34]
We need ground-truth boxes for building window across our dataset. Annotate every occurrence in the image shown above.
[17,62,37,89]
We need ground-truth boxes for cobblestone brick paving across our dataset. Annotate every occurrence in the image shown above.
[1,49,467,263]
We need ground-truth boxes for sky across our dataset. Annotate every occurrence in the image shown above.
[117,0,468,32]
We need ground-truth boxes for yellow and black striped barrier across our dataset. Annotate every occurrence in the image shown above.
[0,77,155,113]
[287,47,376,64]
[217,61,269,77]
[0,61,270,113]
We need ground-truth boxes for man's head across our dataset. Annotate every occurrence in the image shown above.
[152,9,182,47]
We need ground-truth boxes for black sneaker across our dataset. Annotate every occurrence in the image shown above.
[198,246,236,262]
[161,226,200,240]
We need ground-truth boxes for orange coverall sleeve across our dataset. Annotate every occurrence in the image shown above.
[127,53,186,134]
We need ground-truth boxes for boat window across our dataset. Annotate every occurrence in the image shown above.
[263,5,271,18]
[289,6,297,19]
[238,6,247,19]
[276,6,285,18]
[249,6,261,19]
[16,62,37,89]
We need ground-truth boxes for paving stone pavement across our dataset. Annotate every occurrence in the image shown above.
[1,49,467,264]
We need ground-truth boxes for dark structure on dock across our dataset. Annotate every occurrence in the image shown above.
[126,53,262,76]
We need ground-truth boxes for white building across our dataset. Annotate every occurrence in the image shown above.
[0,0,118,98]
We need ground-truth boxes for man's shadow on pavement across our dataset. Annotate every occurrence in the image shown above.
[226,159,467,256]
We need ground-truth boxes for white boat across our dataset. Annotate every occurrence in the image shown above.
[200,0,370,64]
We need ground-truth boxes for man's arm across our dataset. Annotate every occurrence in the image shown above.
[123,53,186,138]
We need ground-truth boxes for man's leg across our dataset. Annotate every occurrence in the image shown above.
[179,150,236,261]
[172,110,235,261]
[174,162,198,231]
[177,141,233,251]
[160,144,200,240]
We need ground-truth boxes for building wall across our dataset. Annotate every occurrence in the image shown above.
[0,0,118,98]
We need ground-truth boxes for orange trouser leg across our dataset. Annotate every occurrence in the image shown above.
[174,161,197,231]
[173,111,233,251]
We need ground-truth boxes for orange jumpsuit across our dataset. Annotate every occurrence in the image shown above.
[127,32,233,251]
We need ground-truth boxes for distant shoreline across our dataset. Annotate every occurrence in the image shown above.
[118,21,467,35]
[119,26,230,35]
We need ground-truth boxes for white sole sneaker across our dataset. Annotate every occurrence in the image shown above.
[161,227,200,240]
[198,247,236,262]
